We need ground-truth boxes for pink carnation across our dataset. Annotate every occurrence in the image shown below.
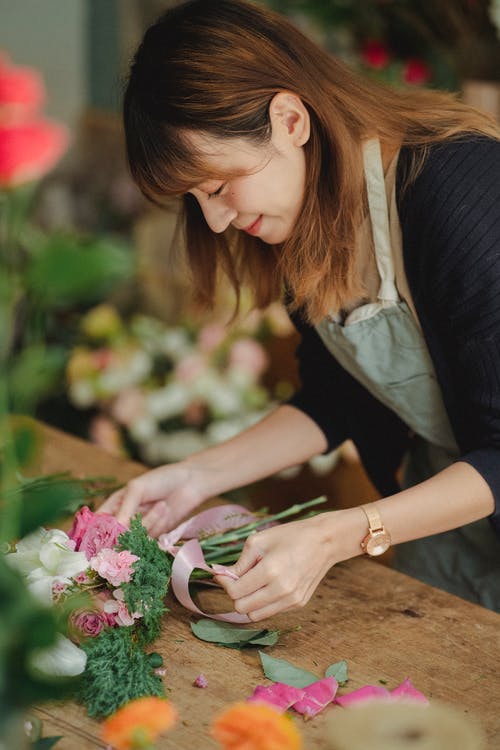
[103,588,142,627]
[68,505,127,560]
[90,548,139,587]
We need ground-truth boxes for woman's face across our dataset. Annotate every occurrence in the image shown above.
[186,117,307,245]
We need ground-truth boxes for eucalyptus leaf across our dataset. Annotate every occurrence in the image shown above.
[259,651,319,688]
[325,659,348,685]
[247,630,280,647]
[191,619,269,645]
[31,737,63,749]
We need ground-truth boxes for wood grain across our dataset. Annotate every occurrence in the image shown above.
[32,422,500,749]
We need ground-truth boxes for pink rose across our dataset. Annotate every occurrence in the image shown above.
[90,548,139,587]
[71,610,107,638]
[68,505,127,560]
[228,338,269,379]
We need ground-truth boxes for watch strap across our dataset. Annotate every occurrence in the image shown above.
[360,503,384,533]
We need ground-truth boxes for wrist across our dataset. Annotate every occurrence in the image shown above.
[317,507,368,564]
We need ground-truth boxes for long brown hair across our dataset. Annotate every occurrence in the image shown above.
[124,0,500,324]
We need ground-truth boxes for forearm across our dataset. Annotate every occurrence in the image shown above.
[326,461,495,563]
[182,404,328,499]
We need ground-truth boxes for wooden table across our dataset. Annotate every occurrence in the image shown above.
[33,423,500,748]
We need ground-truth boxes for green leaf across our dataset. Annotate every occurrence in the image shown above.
[191,619,280,648]
[26,234,133,309]
[325,659,348,685]
[7,344,66,412]
[259,651,319,688]
[31,737,63,749]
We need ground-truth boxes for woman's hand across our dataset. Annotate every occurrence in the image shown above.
[98,462,206,536]
[216,511,355,621]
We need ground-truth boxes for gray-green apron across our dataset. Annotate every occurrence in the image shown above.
[315,139,500,611]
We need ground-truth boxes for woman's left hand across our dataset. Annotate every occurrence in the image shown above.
[215,513,345,621]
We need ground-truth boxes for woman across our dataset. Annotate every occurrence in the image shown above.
[101,0,500,615]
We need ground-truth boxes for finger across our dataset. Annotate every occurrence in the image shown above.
[98,488,125,514]
[230,534,266,578]
[142,502,169,537]
[115,481,146,525]
[247,598,294,622]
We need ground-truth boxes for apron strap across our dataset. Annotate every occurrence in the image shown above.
[362,140,399,304]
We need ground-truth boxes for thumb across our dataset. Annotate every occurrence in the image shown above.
[231,533,265,577]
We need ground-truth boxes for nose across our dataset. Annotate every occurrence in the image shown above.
[198,197,237,234]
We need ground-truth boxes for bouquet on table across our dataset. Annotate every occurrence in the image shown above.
[5,495,326,720]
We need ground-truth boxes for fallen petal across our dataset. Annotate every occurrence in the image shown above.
[194,674,208,688]
[335,685,391,707]
[247,683,305,712]
[293,677,338,717]
[391,678,428,704]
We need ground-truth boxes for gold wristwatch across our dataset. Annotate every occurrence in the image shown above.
[360,503,391,556]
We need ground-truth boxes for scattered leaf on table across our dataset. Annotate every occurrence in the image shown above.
[259,651,319,688]
[191,619,279,648]
[325,659,348,685]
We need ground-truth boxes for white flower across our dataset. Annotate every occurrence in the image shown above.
[147,383,191,420]
[161,328,191,359]
[155,429,208,462]
[129,414,158,443]
[68,380,96,408]
[5,528,87,605]
[194,373,243,416]
[308,449,341,476]
[29,633,87,677]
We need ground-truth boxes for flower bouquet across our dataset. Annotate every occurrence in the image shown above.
[4,495,327,720]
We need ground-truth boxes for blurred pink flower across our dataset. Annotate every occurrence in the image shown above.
[111,387,146,426]
[175,353,207,383]
[92,348,115,371]
[0,118,69,188]
[71,609,107,639]
[228,338,268,379]
[90,548,139,587]
[198,323,227,353]
[183,399,207,426]
[68,505,127,560]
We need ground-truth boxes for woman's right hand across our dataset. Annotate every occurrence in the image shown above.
[98,462,206,537]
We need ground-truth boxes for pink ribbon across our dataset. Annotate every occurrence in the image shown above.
[159,504,256,623]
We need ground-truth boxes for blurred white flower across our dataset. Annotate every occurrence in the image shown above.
[147,382,191,420]
[129,414,158,443]
[68,380,95,408]
[308,449,341,476]
[29,633,87,677]
[142,429,209,463]
[194,373,243,416]
[111,387,147,426]
[161,328,191,359]
[6,528,87,605]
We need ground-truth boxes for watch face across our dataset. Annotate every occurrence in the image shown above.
[365,530,391,556]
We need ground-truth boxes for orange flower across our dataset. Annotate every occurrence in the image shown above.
[211,702,302,750]
[101,697,177,750]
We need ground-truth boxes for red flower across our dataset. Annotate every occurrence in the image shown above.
[361,40,391,70]
[0,119,68,187]
[403,58,432,86]
[0,52,45,125]
[0,52,69,188]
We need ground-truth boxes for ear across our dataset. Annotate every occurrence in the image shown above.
[269,92,310,147]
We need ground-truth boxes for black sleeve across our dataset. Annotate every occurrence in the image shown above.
[399,137,500,532]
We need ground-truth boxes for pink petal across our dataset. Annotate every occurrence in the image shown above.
[335,685,391,707]
[247,683,305,712]
[391,678,428,704]
[292,677,338,718]
[194,674,208,688]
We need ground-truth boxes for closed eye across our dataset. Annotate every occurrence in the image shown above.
[207,184,226,199]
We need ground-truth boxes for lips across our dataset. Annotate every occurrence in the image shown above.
[242,215,263,236]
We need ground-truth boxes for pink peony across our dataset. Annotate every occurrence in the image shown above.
[90,548,139,587]
[228,338,268,379]
[68,505,127,560]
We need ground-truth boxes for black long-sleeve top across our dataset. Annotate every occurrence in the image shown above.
[287,137,500,537]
